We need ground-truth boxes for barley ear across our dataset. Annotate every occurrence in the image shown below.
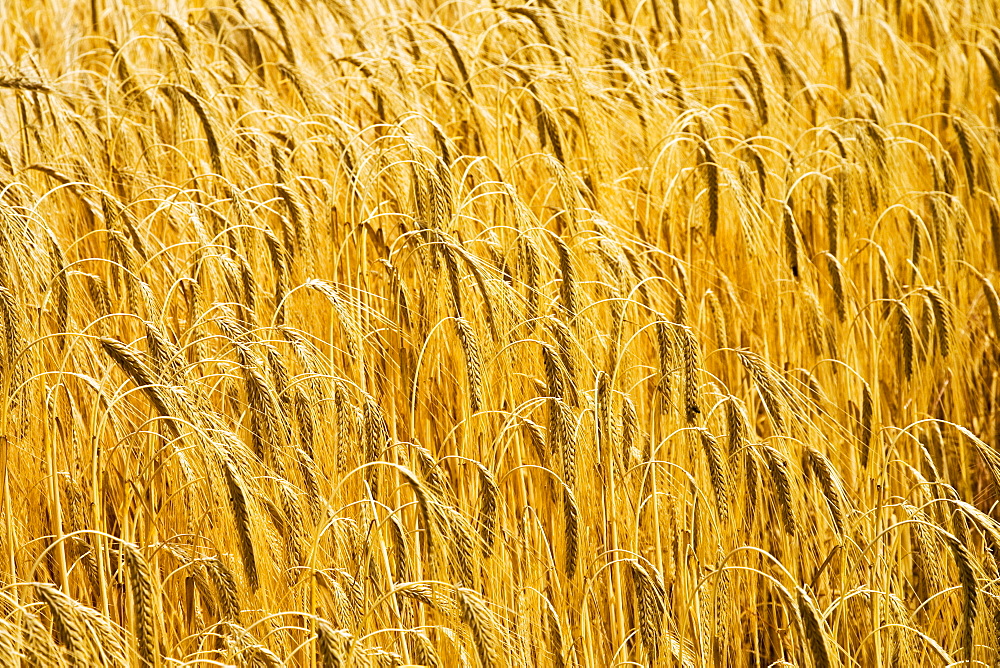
[783,200,799,278]
[563,485,579,578]
[701,138,720,236]
[454,316,484,413]
[680,326,700,423]
[806,448,846,537]
[699,429,731,522]
[860,381,874,468]
[898,302,916,381]
[833,12,852,90]
[457,587,500,667]
[762,445,797,536]
[477,464,499,556]
[123,543,157,667]
[221,458,259,590]
[797,587,832,668]
[737,350,785,434]
[943,534,978,662]
[628,559,666,664]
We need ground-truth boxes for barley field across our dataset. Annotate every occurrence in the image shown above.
[0,0,999,665]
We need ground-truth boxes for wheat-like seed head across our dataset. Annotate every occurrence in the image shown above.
[824,253,846,323]
[0,283,21,378]
[699,429,731,522]
[806,448,846,537]
[457,587,500,667]
[741,53,768,126]
[796,586,831,668]
[477,464,499,557]
[737,349,785,434]
[122,544,156,667]
[944,533,978,661]
[221,457,259,590]
[924,286,953,359]
[680,326,700,424]
[826,177,839,256]
[782,200,799,279]
[897,302,916,381]
[36,584,95,665]
[315,619,350,668]
[562,486,579,578]
[628,559,666,664]
[762,445,798,537]
[454,316,484,413]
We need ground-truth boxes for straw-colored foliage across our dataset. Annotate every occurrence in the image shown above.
[0,0,998,665]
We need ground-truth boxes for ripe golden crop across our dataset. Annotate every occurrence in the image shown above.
[0,0,997,665]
